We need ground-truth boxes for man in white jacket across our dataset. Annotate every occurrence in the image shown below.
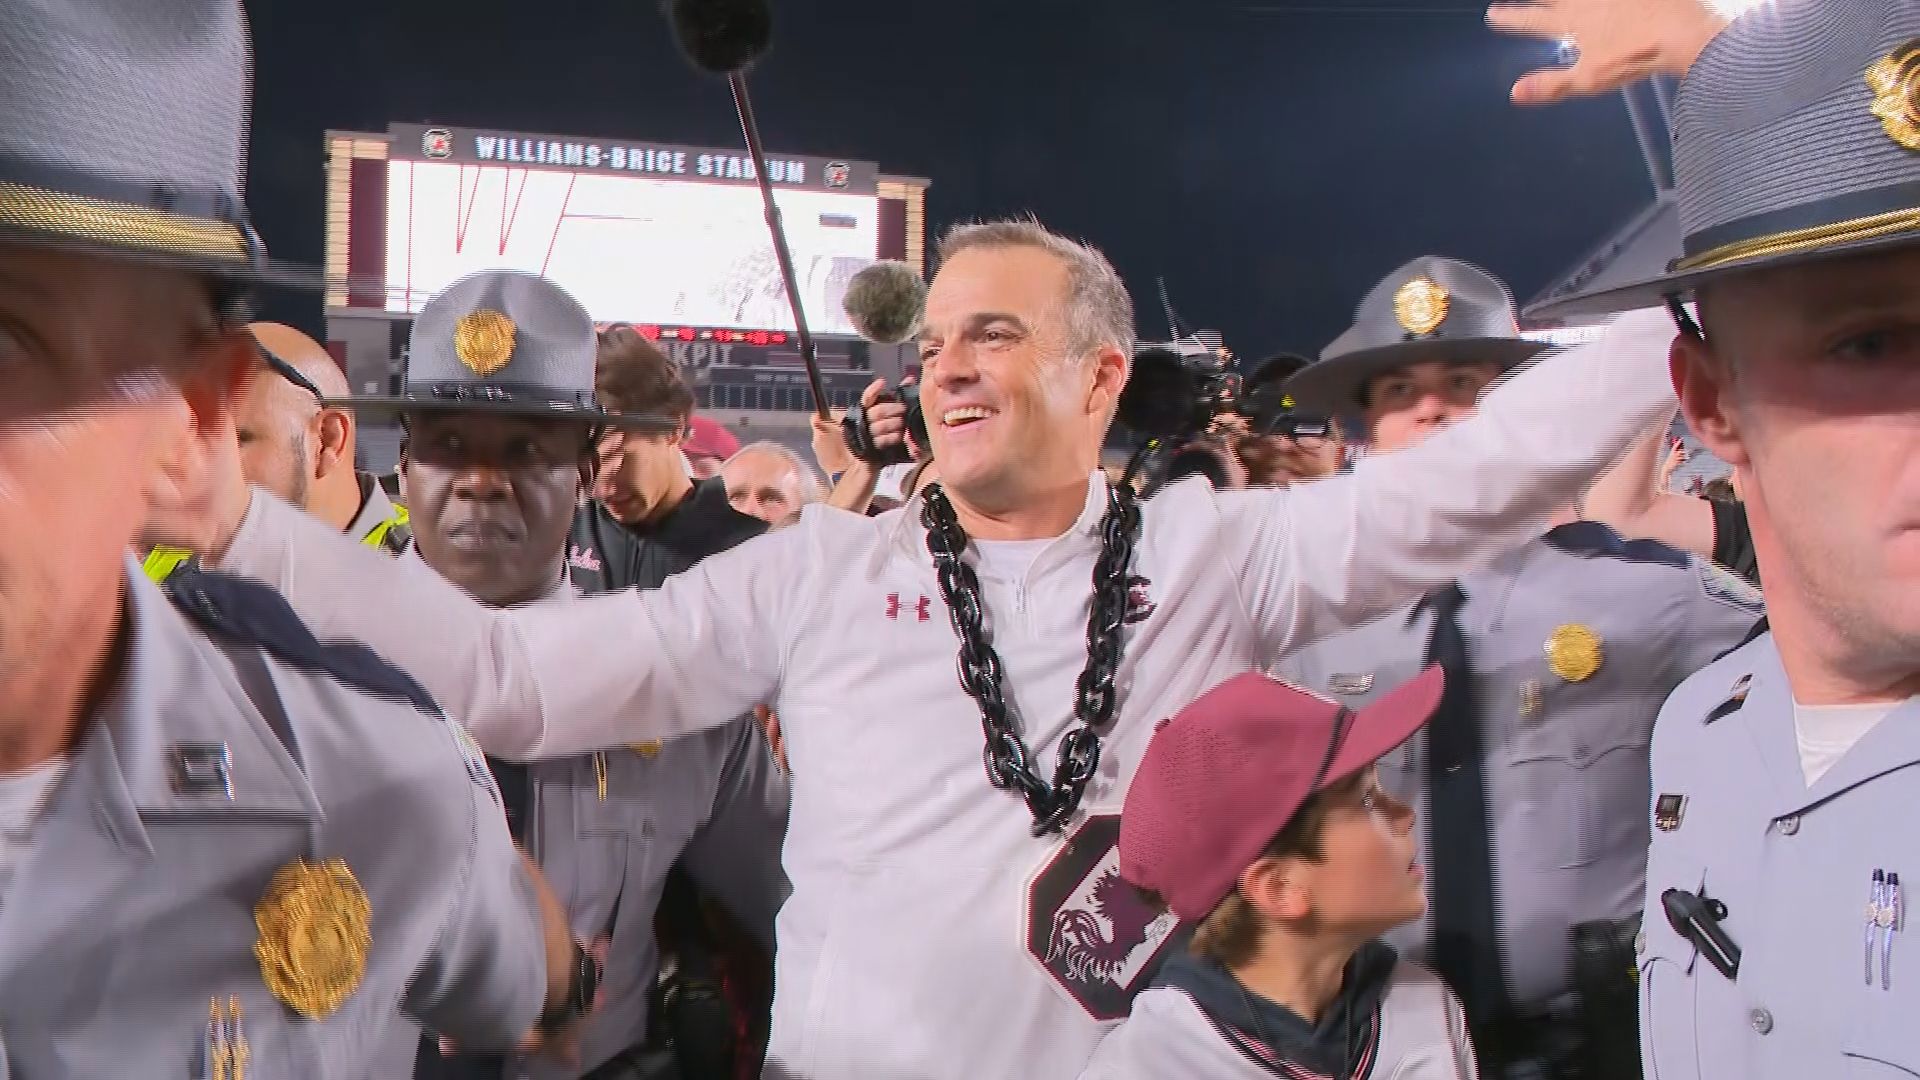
[163,215,1680,1078]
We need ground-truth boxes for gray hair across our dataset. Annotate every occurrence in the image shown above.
[724,440,824,503]
[937,218,1135,361]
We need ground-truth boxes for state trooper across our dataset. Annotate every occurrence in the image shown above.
[1503,0,1920,1074]
[1278,257,1762,1079]
[359,270,789,1080]
[167,214,1685,1078]
[0,0,595,1075]
[143,321,410,582]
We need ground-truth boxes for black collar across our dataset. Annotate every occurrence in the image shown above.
[1157,942,1396,1078]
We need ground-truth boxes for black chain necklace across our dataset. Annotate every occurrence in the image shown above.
[920,480,1142,836]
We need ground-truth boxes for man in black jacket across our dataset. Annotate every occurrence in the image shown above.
[570,327,764,591]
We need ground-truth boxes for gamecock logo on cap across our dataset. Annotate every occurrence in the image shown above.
[422,128,455,159]
[1026,814,1184,1021]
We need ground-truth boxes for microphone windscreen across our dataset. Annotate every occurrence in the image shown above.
[665,0,773,75]
[843,261,927,345]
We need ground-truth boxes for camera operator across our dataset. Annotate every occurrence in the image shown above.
[1228,354,1347,487]
[1116,346,1341,495]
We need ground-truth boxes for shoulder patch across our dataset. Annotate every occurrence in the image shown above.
[163,564,440,717]
[1543,521,1690,570]
[1696,559,1764,613]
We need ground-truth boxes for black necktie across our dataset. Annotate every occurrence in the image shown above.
[1421,583,1509,1028]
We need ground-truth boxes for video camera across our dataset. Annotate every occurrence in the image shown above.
[842,383,931,468]
[1117,345,1330,445]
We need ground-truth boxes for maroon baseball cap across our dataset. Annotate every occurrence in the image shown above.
[683,416,740,461]
[1119,667,1444,923]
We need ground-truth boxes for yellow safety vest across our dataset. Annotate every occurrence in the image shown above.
[142,504,410,584]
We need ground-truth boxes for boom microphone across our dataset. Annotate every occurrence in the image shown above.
[664,0,772,74]
[665,0,831,418]
[843,261,926,345]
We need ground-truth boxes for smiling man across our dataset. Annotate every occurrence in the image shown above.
[176,194,1696,1075]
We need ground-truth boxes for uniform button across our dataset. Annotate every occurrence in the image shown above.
[1749,1008,1774,1035]
[1775,815,1801,836]
[1635,930,1647,957]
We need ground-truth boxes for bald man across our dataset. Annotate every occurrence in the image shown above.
[243,323,412,551]
[142,324,410,582]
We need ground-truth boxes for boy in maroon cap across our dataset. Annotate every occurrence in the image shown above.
[1083,668,1473,1079]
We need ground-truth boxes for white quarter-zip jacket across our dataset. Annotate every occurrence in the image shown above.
[217,308,1676,1079]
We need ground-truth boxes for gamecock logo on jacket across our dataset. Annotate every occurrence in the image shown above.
[1026,814,1184,1021]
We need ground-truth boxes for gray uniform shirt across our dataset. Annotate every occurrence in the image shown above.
[0,563,547,1078]
[1278,523,1762,1008]
[504,580,792,1080]
[1639,635,1920,1080]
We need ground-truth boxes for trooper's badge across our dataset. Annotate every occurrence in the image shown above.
[1393,277,1450,337]
[1027,814,1183,1021]
[1545,624,1603,683]
[453,309,516,376]
[1866,40,1920,151]
[255,859,371,1019]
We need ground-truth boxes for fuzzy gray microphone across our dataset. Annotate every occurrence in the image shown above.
[842,260,927,345]
[664,0,772,75]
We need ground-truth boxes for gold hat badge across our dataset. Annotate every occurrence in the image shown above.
[1393,277,1450,337]
[1545,624,1604,683]
[453,309,517,376]
[254,858,371,1019]
[1868,40,1920,151]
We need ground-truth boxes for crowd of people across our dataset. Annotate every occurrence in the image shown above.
[2,0,1918,1078]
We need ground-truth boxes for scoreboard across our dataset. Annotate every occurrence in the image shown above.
[322,124,929,431]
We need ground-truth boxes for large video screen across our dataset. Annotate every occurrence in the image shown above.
[386,159,879,334]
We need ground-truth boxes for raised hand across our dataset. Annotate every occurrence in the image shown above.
[1487,0,1730,105]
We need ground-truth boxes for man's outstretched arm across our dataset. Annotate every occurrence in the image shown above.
[212,493,806,760]
[1222,307,1680,659]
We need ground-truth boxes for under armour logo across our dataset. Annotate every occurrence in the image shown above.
[886,593,932,621]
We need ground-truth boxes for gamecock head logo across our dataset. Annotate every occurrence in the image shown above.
[1123,575,1156,625]
[1026,814,1184,1021]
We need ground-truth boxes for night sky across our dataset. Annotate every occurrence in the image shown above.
[245,0,1659,359]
